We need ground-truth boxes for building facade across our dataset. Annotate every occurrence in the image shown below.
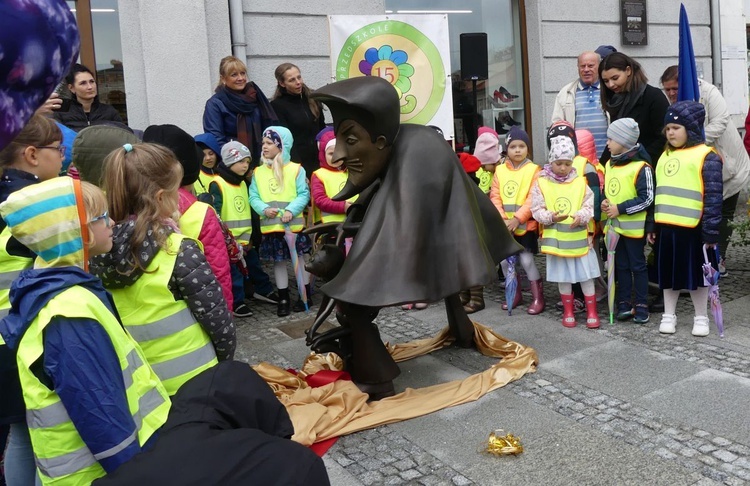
[70,0,747,158]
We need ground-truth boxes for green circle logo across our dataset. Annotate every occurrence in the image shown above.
[335,20,445,125]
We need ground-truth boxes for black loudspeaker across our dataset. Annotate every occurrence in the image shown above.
[460,33,488,80]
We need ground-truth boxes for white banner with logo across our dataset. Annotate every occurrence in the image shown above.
[329,15,454,139]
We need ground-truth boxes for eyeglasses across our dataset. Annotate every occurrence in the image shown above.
[88,211,111,227]
[35,145,66,156]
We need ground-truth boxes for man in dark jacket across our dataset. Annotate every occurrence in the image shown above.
[94,361,330,486]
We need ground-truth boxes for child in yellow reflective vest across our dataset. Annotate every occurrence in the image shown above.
[249,126,312,317]
[601,118,654,324]
[531,137,601,328]
[647,101,723,337]
[0,114,65,484]
[91,143,235,394]
[490,126,544,315]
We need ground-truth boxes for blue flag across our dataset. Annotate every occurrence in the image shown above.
[677,3,700,102]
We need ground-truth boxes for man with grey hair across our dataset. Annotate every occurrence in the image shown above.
[551,51,610,158]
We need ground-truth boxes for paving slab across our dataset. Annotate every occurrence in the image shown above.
[322,455,361,486]
[474,312,612,363]
[389,391,703,486]
[391,354,471,393]
[636,368,750,445]
[540,340,706,401]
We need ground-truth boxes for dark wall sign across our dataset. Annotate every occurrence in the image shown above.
[621,0,648,46]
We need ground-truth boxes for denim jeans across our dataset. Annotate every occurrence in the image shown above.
[4,422,39,486]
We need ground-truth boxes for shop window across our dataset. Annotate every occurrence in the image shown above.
[384,0,527,151]
[66,0,128,124]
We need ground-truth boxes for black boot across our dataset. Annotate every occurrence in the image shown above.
[293,284,314,312]
[277,288,291,317]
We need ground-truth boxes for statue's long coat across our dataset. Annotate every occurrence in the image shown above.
[322,124,522,306]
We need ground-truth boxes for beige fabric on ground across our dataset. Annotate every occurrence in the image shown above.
[252,322,538,446]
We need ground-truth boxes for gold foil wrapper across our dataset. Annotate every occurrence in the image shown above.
[486,430,523,456]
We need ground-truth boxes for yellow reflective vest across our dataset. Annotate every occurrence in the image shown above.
[16,285,170,486]
[179,201,210,243]
[108,233,218,395]
[572,155,605,181]
[194,171,217,196]
[537,177,589,257]
[476,167,493,194]
[211,177,252,245]
[604,160,648,238]
[0,226,33,319]
[254,163,305,233]
[494,160,539,236]
[312,168,358,224]
[654,145,713,228]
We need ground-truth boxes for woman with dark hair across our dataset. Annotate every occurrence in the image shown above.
[270,63,326,177]
[599,52,669,165]
[202,56,278,161]
[52,63,123,131]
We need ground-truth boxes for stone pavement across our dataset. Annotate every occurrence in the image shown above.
[234,218,750,485]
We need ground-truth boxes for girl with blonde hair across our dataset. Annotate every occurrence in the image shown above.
[249,126,312,316]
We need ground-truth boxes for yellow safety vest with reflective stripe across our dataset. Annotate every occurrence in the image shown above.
[212,178,252,245]
[194,171,217,196]
[495,160,539,236]
[16,285,170,486]
[537,177,589,257]
[604,160,648,238]
[654,145,713,228]
[312,168,358,223]
[476,167,492,194]
[254,163,305,233]
[108,233,218,395]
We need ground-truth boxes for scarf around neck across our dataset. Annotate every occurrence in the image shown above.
[606,82,647,119]
[214,82,278,159]
[541,164,577,183]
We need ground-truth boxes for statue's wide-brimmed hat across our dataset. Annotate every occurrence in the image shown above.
[311,76,400,143]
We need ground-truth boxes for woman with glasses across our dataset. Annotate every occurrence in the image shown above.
[50,63,124,132]
[0,114,65,486]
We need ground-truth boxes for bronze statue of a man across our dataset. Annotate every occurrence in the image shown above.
[308,76,520,399]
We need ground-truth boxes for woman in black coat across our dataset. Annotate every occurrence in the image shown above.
[270,63,326,177]
[599,52,669,165]
[52,64,123,131]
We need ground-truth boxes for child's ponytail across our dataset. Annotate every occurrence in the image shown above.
[102,143,183,273]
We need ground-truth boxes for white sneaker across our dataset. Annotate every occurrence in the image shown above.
[659,314,677,334]
[692,315,710,337]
